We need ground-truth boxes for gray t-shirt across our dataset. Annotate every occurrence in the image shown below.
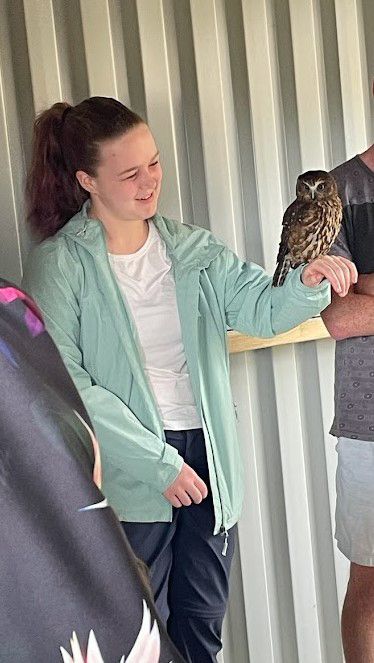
[329,155,374,440]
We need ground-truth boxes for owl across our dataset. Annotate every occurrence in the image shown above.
[272,170,342,287]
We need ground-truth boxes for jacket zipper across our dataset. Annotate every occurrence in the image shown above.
[221,528,229,556]
[201,408,229,556]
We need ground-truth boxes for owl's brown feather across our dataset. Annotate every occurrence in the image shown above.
[273,171,342,286]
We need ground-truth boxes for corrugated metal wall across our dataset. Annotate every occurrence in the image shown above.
[0,1,373,661]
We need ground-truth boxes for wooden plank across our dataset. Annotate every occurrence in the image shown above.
[228,317,330,354]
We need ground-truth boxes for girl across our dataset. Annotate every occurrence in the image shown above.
[23,97,356,662]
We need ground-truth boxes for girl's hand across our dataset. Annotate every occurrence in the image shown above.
[163,462,208,508]
[301,255,357,296]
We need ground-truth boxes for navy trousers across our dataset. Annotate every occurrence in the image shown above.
[122,429,237,663]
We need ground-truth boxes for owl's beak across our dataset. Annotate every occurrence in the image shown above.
[306,184,316,199]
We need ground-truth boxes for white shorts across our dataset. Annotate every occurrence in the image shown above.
[336,436,374,566]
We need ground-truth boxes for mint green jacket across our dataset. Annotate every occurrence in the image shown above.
[23,203,330,534]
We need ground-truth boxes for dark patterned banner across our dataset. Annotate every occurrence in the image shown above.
[0,280,184,663]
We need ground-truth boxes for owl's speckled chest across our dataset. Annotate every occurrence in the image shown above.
[288,197,342,265]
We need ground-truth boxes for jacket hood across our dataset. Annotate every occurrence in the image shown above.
[58,201,225,270]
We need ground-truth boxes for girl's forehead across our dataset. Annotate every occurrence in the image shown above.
[99,124,157,166]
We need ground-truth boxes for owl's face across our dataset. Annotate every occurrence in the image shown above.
[295,170,338,202]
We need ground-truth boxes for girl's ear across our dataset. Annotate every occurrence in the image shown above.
[76,170,97,194]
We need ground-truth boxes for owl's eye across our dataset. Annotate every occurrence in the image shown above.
[317,183,325,191]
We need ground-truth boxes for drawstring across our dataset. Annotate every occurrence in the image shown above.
[75,222,87,236]
[221,529,229,556]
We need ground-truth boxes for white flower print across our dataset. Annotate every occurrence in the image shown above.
[60,600,172,663]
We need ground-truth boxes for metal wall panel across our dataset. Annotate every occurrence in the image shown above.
[0,1,373,661]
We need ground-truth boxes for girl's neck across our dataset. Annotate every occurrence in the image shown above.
[89,203,149,255]
[105,220,149,255]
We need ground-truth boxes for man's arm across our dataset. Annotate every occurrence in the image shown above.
[321,286,374,340]
[321,215,374,340]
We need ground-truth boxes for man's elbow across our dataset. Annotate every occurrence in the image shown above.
[328,325,347,341]
[321,313,347,341]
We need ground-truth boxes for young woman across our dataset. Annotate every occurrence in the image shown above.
[23,97,356,663]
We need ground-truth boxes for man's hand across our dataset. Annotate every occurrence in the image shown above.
[163,462,208,508]
[301,255,357,296]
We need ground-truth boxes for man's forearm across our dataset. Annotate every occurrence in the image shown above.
[321,290,374,340]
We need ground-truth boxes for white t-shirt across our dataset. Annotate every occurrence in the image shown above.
[108,222,202,431]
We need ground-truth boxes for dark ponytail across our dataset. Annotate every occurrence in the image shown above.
[26,98,144,239]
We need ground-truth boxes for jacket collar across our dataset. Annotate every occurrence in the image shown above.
[59,201,224,270]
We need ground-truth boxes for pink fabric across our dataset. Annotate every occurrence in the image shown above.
[0,287,44,337]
